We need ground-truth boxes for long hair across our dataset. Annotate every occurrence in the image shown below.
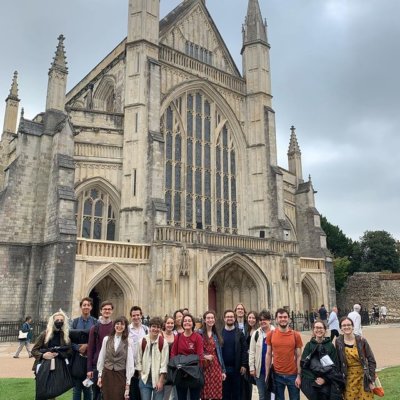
[201,310,223,345]
[109,316,129,341]
[44,309,70,345]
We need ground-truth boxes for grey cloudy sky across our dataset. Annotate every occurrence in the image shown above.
[1,0,399,241]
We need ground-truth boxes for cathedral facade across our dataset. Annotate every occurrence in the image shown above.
[0,0,335,321]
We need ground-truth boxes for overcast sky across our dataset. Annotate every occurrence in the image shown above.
[1,0,399,241]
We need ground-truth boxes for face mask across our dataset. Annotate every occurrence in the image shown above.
[54,320,64,330]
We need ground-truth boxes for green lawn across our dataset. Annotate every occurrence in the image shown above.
[0,366,399,399]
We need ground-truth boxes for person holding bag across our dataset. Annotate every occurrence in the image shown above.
[31,309,73,400]
[335,317,376,400]
[170,314,203,400]
[300,321,344,400]
[14,316,33,358]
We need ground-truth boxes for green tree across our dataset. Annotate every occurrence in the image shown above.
[356,230,400,272]
[320,215,354,257]
[333,257,350,292]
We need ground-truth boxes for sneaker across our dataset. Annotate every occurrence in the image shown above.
[13,355,19,358]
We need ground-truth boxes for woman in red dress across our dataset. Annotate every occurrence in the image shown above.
[200,311,226,400]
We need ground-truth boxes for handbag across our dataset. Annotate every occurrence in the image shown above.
[18,330,28,340]
[373,375,384,397]
[70,352,88,379]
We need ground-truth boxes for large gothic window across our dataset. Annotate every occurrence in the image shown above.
[162,91,238,233]
[76,188,117,240]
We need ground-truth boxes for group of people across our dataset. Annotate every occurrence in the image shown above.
[21,298,378,400]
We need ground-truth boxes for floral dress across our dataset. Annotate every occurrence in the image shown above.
[344,344,373,400]
[201,336,223,399]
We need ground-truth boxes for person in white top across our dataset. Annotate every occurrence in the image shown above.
[348,304,362,336]
[136,317,169,400]
[327,306,340,341]
[97,316,135,399]
[380,304,387,323]
[129,306,149,400]
[249,310,275,400]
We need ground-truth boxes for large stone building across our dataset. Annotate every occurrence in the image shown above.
[0,0,334,321]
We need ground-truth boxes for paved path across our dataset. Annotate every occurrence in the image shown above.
[1,324,399,400]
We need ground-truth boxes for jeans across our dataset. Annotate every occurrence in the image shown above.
[72,378,93,400]
[274,373,299,400]
[15,340,31,357]
[139,378,164,400]
[130,374,142,400]
[255,373,271,400]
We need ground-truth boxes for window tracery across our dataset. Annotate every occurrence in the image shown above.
[162,91,238,233]
[76,188,117,240]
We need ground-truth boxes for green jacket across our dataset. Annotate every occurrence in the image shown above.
[301,337,338,380]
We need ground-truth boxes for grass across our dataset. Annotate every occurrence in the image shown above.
[0,367,399,399]
[0,378,71,400]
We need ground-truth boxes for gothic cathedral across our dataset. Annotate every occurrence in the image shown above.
[0,0,335,321]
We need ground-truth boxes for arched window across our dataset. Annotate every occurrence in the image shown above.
[162,91,238,233]
[76,188,117,240]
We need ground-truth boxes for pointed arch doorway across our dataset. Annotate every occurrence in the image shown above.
[208,260,263,318]
[89,275,124,318]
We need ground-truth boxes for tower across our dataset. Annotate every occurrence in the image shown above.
[120,0,164,242]
[241,0,280,236]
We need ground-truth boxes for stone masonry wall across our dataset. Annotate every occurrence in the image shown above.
[338,272,400,322]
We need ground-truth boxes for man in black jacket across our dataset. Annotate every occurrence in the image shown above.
[221,309,248,400]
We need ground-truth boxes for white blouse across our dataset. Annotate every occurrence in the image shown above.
[97,335,135,384]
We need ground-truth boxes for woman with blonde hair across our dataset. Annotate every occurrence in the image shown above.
[31,309,73,399]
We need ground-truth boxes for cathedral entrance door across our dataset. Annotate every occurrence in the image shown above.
[89,275,124,318]
[208,261,259,321]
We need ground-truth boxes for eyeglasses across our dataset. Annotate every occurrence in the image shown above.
[102,308,113,311]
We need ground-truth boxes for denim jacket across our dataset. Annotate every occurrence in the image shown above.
[198,329,226,373]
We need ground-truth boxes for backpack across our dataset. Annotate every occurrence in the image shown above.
[141,335,164,353]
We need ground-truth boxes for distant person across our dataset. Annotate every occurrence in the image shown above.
[173,309,184,334]
[372,304,380,324]
[380,303,387,323]
[327,306,339,341]
[14,316,33,358]
[318,305,328,324]
[347,304,362,336]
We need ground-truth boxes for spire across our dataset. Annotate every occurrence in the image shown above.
[242,0,268,47]
[288,125,301,155]
[50,34,68,73]
[2,71,20,137]
[6,71,19,101]
[46,35,68,112]
[287,125,303,182]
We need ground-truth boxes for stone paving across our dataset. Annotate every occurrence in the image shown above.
[1,324,399,399]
